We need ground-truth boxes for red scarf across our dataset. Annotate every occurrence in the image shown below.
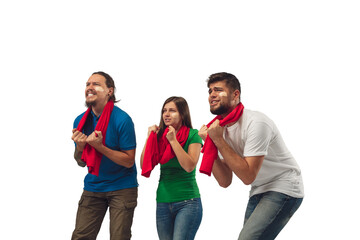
[76,101,114,176]
[199,103,244,176]
[141,125,190,177]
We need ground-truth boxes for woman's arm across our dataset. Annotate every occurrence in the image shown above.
[167,126,202,172]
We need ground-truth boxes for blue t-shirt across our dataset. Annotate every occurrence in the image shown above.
[73,106,138,192]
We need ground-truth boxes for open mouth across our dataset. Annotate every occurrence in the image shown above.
[86,91,96,97]
[210,100,220,106]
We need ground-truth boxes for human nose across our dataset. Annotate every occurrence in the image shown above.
[163,110,170,116]
[209,90,217,98]
[86,83,94,91]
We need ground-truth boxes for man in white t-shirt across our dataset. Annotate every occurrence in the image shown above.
[199,72,304,240]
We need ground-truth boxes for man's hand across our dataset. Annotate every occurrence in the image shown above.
[86,130,103,149]
[207,120,224,142]
[198,124,208,141]
[72,129,88,151]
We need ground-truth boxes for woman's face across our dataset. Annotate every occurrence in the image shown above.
[162,101,182,130]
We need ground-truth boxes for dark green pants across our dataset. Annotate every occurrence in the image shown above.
[72,187,138,240]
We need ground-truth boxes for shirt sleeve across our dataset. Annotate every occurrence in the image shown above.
[188,129,203,146]
[117,115,137,151]
[243,122,273,157]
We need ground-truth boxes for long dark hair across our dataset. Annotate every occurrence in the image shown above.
[157,96,193,140]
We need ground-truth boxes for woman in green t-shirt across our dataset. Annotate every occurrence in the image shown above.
[140,96,203,240]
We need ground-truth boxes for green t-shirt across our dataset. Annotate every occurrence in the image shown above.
[156,128,203,203]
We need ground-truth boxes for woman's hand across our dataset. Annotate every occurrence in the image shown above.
[166,126,177,142]
[148,125,159,137]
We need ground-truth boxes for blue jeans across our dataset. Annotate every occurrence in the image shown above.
[156,198,202,240]
[238,191,303,240]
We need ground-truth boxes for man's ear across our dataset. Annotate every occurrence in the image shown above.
[108,87,114,97]
[233,89,240,101]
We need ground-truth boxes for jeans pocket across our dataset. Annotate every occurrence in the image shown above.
[78,196,84,206]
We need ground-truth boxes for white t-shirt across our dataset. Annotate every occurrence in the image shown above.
[219,109,304,198]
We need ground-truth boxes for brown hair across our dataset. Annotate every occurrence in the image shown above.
[207,72,241,95]
[157,96,193,140]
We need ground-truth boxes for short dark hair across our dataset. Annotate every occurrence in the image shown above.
[207,72,241,94]
[92,71,119,103]
[157,96,193,140]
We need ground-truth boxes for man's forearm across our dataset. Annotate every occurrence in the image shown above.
[214,137,264,185]
[213,137,252,184]
[74,148,86,167]
[212,157,233,188]
[95,144,135,168]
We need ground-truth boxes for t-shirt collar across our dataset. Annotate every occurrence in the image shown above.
[90,110,101,121]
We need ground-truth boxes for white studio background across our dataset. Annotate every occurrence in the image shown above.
[1,1,359,239]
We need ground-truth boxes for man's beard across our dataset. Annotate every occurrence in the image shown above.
[210,103,230,115]
[85,100,96,108]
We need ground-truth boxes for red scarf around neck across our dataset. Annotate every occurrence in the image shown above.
[141,125,190,177]
[199,103,244,176]
[76,101,114,176]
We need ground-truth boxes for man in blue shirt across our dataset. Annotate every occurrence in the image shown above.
[71,71,137,240]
